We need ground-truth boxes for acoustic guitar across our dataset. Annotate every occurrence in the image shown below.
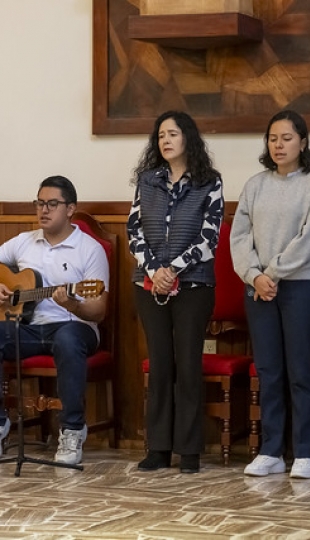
[0,263,104,322]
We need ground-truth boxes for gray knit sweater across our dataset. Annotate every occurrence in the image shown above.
[230,169,310,286]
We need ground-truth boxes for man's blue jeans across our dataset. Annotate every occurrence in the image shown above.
[0,321,98,430]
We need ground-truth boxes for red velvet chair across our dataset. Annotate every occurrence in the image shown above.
[3,211,118,447]
[142,220,252,464]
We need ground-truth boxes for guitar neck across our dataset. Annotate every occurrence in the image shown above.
[17,283,75,304]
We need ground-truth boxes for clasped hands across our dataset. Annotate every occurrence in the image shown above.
[253,274,277,301]
[152,267,177,295]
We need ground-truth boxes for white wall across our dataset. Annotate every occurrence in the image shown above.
[0,0,264,203]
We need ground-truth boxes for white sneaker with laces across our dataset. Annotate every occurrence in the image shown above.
[54,424,87,465]
[0,418,11,457]
[290,458,310,479]
[244,454,286,476]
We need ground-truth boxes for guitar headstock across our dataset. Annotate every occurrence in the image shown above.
[74,280,105,298]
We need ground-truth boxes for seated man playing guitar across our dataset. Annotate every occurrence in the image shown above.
[0,175,109,465]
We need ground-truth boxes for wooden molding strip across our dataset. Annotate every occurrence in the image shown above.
[0,215,128,224]
[0,201,132,216]
[0,201,237,226]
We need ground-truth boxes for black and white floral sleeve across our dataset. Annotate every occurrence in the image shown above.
[127,184,161,278]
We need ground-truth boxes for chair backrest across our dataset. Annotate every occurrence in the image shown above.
[210,220,246,331]
[72,211,118,356]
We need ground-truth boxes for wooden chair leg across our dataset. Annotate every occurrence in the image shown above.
[85,375,117,446]
[221,380,231,466]
[105,378,116,447]
[249,376,260,458]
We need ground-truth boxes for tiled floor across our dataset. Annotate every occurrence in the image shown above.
[0,440,310,539]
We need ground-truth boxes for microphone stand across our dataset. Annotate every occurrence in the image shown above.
[0,313,83,476]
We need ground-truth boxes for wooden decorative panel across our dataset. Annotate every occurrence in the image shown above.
[93,0,310,134]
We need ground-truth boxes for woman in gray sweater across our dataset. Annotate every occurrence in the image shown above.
[230,110,310,479]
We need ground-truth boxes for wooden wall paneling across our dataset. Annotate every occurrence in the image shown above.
[96,218,147,445]
[0,223,36,245]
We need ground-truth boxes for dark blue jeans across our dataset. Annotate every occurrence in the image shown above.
[0,321,98,430]
[246,280,310,458]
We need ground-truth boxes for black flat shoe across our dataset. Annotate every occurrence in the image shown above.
[138,451,171,471]
[180,454,200,473]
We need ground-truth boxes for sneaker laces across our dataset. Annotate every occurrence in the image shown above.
[254,455,280,464]
[294,458,310,468]
[57,430,82,454]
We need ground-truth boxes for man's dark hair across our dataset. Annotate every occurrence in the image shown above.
[38,175,77,204]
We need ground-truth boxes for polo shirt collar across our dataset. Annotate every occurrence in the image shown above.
[35,223,81,248]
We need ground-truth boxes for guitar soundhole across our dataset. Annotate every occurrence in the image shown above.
[11,290,20,306]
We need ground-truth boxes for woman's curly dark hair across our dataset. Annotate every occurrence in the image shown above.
[131,110,221,186]
[259,109,310,173]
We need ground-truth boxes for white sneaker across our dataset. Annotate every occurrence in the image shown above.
[290,458,310,479]
[244,454,286,476]
[0,418,11,457]
[54,424,87,465]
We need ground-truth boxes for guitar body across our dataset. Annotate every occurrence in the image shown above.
[0,263,104,323]
[0,264,42,323]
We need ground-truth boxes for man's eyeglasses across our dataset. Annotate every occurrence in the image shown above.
[33,199,68,211]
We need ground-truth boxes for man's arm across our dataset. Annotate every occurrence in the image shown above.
[52,287,108,324]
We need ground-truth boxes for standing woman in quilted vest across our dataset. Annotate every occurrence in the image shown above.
[127,111,224,473]
[230,110,310,479]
